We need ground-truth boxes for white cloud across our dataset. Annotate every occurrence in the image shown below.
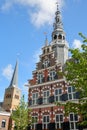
[72,39,82,49]
[2,64,13,80]
[1,0,64,27]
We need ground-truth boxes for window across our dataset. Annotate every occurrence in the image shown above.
[54,35,57,40]
[32,93,38,105]
[69,113,78,130]
[55,88,62,102]
[32,116,38,130]
[44,59,49,68]
[68,86,76,100]
[38,73,43,84]
[43,90,49,104]
[43,115,49,129]
[6,94,11,98]
[1,120,6,128]
[49,70,56,81]
[55,114,63,129]
[58,34,62,39]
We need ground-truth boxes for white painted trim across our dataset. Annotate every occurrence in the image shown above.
[29,103,55,109]
[0,112,10,116]
[29,99,79,109]
[28,79,65,89]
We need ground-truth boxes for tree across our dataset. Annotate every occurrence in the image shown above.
[11,95,32,130]
[57,33,87,126]
[65,33,87,98]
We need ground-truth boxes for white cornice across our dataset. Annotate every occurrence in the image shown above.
[29,103,55,109]
[28,78,65,89]
[0,112,10,116]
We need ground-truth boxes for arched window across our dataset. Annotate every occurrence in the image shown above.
[47,48,49,52]
[58,34,62,39]
[63,36,65,40]
[1,120,6,128]
[54,35,57,40]
[43,49,45,54]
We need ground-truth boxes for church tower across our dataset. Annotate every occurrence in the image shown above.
[51,4,69,65]
[3,61,21,111]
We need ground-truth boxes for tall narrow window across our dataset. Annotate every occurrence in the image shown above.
[55,114,63,129]
[38,73,43,84]
[43,115,49,129]
[32,116,38,130]
[68,86,76,100]
[1,120,6,128]
[43,90,49,104]
[55,88,62,102]
[69,113,78,130]
[49,70,56,81]
[32,93,38,105]
[44,59,49,68]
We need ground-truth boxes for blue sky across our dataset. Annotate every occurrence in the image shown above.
[0,0,87,102]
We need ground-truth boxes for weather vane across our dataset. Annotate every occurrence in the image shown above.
[44,32,47,39]
[56,0,59,11]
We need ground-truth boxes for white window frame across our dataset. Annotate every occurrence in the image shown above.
[1,120,6,128]
[31,116,38,130]
[38,73,43,84]
[43,90,49,104]
[44,59,49,68]
[55,88,62,102]
[42,115,50,129]
[68,86,76,100]
[55,114,63,129]
[32,92,38,105]
[49,70,56,81]
[69,113,78,130]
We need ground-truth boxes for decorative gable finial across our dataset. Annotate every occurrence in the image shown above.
[44,32,48,46]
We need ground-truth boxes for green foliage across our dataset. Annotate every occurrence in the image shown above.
[65,33,87,98]
[11,95,32,130]
[56,33,87,126]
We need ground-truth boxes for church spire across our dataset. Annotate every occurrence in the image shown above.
[9,60,18,88]
[52,2,65,41]
[54,2,63,31]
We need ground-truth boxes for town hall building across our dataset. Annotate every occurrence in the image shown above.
[28,4,81,130]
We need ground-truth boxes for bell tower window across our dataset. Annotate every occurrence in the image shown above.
[43,49,45,54]
[63,36,65,40]
[54,35,57,40]
[58,34,62,39]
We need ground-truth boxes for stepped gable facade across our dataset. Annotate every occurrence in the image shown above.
[28,3,82,130]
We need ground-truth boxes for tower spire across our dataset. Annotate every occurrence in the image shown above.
[9,60,18,88]
[52,2,65,41]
